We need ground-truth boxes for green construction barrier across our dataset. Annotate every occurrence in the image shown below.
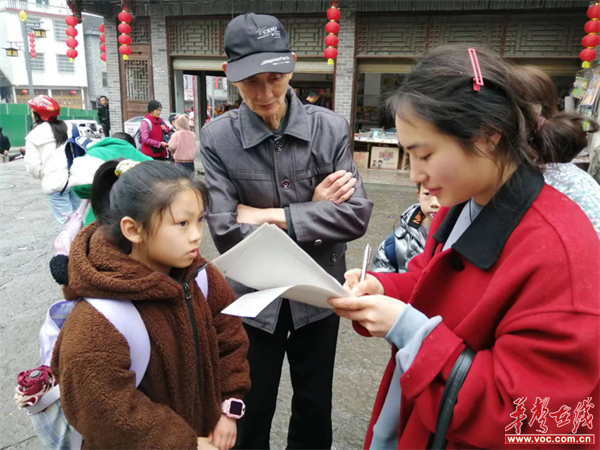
[0,113,33,147]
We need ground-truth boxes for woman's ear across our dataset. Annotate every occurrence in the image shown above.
[121,216,144,244]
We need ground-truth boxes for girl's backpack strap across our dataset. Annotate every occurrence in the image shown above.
[195,268,209,299]
[84,299,150,388]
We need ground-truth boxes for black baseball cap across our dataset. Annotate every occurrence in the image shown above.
[224,13,295,83]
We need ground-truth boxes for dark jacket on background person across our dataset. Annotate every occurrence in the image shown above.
[0,128,10,152]
[97,104,110,129]
[51,222,250,449]
[200,86,373,333]
[372,203,428,274]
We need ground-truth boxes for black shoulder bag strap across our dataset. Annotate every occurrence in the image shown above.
[426,347,476,450]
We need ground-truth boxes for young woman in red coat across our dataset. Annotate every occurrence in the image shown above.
[329,46,600,449]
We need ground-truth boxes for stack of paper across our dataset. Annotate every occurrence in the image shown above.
[212,223,349,317]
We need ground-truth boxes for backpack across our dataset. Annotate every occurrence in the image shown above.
[21,270,209,450]
[60,124,88,195]
[133,118,153,151]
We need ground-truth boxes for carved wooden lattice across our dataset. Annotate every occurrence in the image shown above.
[167,16,324,56]
[131,17,150,44]
[168,18,224,55]
[358,13,585,57]
[125,59,150,101]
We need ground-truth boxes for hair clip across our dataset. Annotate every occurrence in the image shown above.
[468,48,484,92]
[115,159,140,177]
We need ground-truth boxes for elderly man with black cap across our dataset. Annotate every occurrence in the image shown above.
[200,13,373,450]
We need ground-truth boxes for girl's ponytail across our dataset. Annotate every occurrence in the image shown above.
[91,159,120,225]
[531,114,599,164]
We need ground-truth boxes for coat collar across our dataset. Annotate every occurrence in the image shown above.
[239,86,311,149]
[432,165,545,271]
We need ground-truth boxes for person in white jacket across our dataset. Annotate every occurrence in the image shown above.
[25,96,80,224]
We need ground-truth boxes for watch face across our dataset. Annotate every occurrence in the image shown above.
[230,400,243,416]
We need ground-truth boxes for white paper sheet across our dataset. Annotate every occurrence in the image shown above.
[213,223,350,317]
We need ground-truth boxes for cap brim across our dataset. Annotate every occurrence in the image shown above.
[226,51,295,83]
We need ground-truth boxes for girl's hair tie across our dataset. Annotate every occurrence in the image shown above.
[536,116,547,132]
[115,160,140,177]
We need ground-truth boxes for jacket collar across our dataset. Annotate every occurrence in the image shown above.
[432,165,545,270]
[239,86,311,149]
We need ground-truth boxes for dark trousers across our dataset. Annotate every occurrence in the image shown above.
[236,300,340,450]
[101,123,110,137]
[176,161,195,174]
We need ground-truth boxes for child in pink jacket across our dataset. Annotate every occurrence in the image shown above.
[169,114,196,173]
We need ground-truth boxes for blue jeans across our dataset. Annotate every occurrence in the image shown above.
[47,189,81,225]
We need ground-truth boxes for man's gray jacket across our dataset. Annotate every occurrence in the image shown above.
[200,87,373,333]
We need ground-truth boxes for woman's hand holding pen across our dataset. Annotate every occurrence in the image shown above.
[328,268,405,338]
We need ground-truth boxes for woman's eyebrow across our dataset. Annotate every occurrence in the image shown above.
[400,142,427,151]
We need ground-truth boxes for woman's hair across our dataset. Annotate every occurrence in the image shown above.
[33,112,68,148]
[513,65,598,164]
[91,160,212,253]
[387,45,598,175]
[148,100,162,113]
[111,131,136,147]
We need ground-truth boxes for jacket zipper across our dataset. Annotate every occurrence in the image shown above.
[178,264,207,400]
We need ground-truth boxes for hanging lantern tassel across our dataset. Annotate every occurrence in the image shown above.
[65,15,79,62]
[324,2,341,65]
[117,10,132,61]
[582,2,600,68]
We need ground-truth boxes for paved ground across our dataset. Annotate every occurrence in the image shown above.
[0,158,417,450]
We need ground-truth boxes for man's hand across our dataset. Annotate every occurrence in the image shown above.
[312,170,357,204]
[161,124,168,132]
[207,415,237,450]
[236,204,287,229]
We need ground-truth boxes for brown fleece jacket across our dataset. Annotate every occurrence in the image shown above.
[50,222,250,449]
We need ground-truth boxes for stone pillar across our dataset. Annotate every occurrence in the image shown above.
[150,15,171,120]
[104,18,123,133]
[333,9,356,126]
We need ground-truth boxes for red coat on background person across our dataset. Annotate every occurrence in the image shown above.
[355,168,600,449]
[140,100,169,159]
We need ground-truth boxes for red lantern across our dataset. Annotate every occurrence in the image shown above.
[70,90,77,95]
[118,11,132,23]
[29,37,35,43]
[118,23,131,34]
[325,34,338,47]
[21,89,28,94]
[100,52,106,62]
[99,34,105,43]
[585,20,600,34]
[588,5,600,19]
[66,27,78,37]
[118,9,133,61]
[99,24,104,33]
[583,34,600,48]
[118,34,132,45]
[324,47,338,60]
[30,43,35,49]
[100,43,106,52]
[30,52,36,58]
[325,21,340,34]
[66,38,78,49]
[65,15,78,27]
[28,32,34,38]
[67,48,78,60]
[581,48,597,61]
[324,2,340,66]
[327,6,341,21]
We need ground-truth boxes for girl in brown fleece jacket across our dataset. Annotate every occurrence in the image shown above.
[51,159,250,450]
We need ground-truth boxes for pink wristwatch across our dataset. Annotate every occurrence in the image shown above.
[222,398,246,419]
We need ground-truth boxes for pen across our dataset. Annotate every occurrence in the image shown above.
[359,244,372,283]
